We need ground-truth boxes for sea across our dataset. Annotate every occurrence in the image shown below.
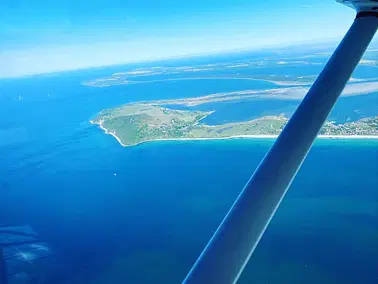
[0,49,378,284]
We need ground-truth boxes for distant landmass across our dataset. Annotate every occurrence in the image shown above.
[87,46,378,147]
[91,102,378,147]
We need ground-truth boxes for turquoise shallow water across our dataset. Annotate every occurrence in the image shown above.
[0,61,377,283]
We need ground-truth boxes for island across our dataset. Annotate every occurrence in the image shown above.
[91,103,378,147]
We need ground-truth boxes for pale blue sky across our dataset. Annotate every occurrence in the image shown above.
[0,0,357,78]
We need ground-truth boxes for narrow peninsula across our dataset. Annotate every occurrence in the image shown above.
[91,103,378,147]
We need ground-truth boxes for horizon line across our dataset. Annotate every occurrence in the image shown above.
[0,36,368,80]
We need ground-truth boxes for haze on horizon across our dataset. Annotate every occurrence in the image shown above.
[0,0,360,78]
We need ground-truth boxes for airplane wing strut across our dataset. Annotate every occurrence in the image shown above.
[183,2,378,283]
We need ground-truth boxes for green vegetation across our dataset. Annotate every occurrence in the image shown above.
[91,103,378,147]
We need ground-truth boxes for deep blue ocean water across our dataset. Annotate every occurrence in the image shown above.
[0,57,378,284]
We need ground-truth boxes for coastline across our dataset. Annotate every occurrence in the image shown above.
[90,120,128,147]
[90,120,378,148]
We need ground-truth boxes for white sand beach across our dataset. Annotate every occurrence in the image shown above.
[90,120,378,148]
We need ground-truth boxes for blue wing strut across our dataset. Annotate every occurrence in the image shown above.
[183,3,378,284]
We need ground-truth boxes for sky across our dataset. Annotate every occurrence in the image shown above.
[0,0,358,78]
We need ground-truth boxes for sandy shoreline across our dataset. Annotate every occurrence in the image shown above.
[90,120,128,147]
[90,120,378,148]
